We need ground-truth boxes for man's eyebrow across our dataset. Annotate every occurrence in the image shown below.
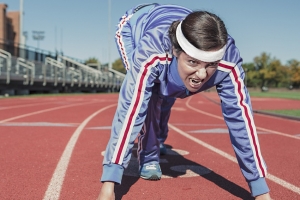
[187,55,208,64]
[185,53,218,64]
[186,55,200,61]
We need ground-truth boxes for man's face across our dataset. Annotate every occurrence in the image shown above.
[174,51,219,93]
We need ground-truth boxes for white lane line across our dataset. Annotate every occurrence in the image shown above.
[0,99,110,111]
[185,97,300,140]
[171,123,227,127]
[0,101,57,110]
[0,101,100,123]
[168,123,237,162]
[256,127,300,140]
[0,122,79,127]
[43,104,117,200]
[168,123,300,195]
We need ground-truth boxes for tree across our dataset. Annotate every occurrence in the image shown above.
[287,59,300,88]
[267,59,288,87]
[84,57,99,65]
[242,62,260,87]
[253,52,284,88]
[84,57,101,70]
[112,58,126,74]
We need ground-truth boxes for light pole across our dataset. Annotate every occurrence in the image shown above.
[32,31,45,49]
[19,0,26,58]
[19,0,25,45]
[108,0,112,69]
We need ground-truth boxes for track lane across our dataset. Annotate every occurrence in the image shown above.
[190,94,300,139]
[0,101,100,123]
[58,105,117,200]
[43,104,117,200]
[0,96,84,108]
[181,95,300,197]
[0,126,76,200]
[0,101,64,111]
[184,94,300,186]
[1,93,299,200]
[0,94,116,199]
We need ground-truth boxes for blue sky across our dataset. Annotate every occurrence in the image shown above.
[4,0,300,64]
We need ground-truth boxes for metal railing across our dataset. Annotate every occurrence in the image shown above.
[44,57,66,86]
[16,58,35,85]
[108,68,125,89]
[0,47,125,93]
[0,49,12,84]
[58,55,105,88]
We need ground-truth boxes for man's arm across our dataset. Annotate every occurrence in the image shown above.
[217,63,269,196]
[255,193,272,200]
[98,182,115,200]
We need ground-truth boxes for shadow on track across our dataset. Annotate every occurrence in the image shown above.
[114,144,254,200]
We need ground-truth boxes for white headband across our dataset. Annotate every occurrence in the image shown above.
[176,21,226,62]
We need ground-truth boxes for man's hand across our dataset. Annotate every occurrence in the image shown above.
[97,182,115,200]
[255,193,272,200]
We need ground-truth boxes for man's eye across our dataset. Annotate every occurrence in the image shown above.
[208,62,219,67]
[188,60,197,65]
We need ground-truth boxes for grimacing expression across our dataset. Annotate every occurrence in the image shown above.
[174,50,219,93]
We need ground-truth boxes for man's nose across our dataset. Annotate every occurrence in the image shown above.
[196,68,207,79]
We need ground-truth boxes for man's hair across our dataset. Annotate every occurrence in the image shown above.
[169,11,228,55]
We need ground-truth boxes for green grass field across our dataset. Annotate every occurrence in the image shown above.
[265,109,300,117]
[249,90,300,118]
[249,90,300,100]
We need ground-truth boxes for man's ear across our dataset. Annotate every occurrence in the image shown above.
[172,47,178,58]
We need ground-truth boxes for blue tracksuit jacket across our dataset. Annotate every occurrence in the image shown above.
[101,3,269,196]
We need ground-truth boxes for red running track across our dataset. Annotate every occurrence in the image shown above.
[0,93,299,200]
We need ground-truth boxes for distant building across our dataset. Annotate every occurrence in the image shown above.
[0,3,82,63]
[0,3,21,45]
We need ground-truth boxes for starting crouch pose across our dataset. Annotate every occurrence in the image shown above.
[98,3,271,200]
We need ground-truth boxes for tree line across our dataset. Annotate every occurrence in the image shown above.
[243,52,300,89]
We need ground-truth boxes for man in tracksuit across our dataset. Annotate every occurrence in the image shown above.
[99,3,271,200]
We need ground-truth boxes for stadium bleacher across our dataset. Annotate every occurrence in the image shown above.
[0,44,125,96]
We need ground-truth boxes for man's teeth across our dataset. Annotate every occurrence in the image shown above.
[191,79,201,83]
[190,79,202,85]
